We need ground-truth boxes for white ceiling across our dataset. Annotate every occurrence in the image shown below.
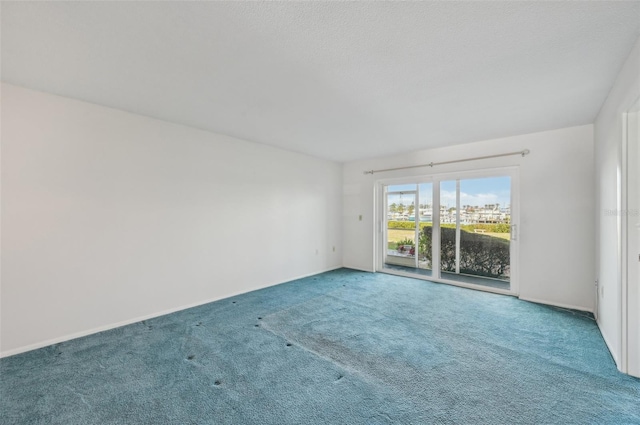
[2,2,640,162]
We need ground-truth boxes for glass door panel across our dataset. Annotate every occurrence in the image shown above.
[458,176,511,289]
[384,185,418,273]
[439,180,458,276]
[439,177,511,290]
[416,183,433,275]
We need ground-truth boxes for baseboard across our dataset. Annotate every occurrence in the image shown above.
[342,264,375,273]
[518,296,593,313]
[0,265,343,359]
[277,265,343,284]
[597,318,622,370]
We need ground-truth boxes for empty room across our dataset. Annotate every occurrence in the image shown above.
[2,1,640,424]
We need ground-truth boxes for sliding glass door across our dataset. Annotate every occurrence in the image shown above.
[378,169,517,294]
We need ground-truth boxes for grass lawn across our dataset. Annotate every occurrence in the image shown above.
[485,232,510,240]
[387,229,416,243]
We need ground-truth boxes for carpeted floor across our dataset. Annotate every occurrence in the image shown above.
[1,269,638,424]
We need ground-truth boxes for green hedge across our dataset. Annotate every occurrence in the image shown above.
[387,221,431,230]
[420,227,510,279]
[388,221,509,233]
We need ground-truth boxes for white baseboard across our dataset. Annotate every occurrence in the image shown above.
[0,265,343,359]
[342,264,375,273]
[518,296,593,313]
[267,265,343,285]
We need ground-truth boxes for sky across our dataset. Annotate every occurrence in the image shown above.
[387,176,511,210]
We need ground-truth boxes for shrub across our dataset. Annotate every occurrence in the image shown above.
[396,237,415,247]
[395,237,415,254]
[460,223,510,233]
[388,221,509,234]
[387,221,431,230]
[420,227,510,279]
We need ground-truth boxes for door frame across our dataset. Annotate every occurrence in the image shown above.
[375,166,520,296]
[621,98,640,377]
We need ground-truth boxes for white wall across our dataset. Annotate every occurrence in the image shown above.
[343,125,595,311]
[0,83,343,357]
[594,36,640,372]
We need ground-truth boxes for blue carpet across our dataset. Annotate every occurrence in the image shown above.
[1,269,638,424]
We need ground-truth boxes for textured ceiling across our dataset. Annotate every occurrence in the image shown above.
[2,1,640,162]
